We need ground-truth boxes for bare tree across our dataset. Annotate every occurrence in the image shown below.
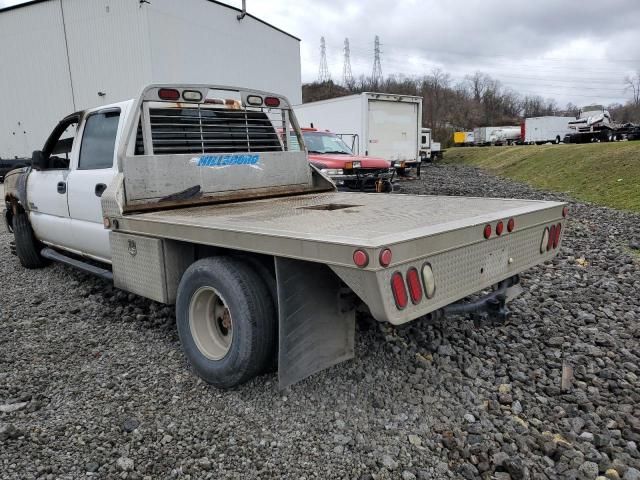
[625,72,640,105]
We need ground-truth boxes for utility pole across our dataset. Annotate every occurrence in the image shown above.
[318,36,331,83]
[342,38,353,87]
[372,35,383,86]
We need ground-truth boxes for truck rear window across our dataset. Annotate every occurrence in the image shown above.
[135,106,283,155]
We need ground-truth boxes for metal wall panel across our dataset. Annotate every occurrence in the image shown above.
[145,0,302,104]
[60,0,153,111]
[0,1,74,158]
[1,0,301,158]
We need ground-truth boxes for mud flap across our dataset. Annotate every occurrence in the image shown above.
[275,257,355,389]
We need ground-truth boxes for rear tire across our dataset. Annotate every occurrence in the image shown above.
[13,213,47,269]
[176,257,276,389]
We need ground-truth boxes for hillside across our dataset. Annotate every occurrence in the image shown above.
[444,142,640,212]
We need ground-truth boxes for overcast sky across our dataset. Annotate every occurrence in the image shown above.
[2,0,639,107]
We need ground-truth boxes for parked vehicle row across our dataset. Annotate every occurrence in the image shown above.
[454,109,640,147]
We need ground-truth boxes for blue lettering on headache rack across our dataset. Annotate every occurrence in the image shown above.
[195,154,260,167]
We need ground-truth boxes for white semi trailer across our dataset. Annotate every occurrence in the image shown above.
[293,93,423,172]
[524,116,573,144]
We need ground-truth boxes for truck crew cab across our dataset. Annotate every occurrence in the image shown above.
[4,84,567,389]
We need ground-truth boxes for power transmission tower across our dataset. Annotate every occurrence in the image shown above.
[342,38,353,87]
[318,36,331,83]
[372,35,382,86]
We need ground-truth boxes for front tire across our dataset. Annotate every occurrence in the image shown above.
[13,213,47,269]
[176,257,276,389]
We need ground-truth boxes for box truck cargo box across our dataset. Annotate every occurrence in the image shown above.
[524,116,574,144]
[294,93,422,166]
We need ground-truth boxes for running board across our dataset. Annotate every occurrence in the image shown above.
[40,247,113,281]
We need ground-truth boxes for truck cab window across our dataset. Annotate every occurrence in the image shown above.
[78,110,120,170]
[43,122,77,169]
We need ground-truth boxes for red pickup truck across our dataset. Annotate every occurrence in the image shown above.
[293,129,398,193]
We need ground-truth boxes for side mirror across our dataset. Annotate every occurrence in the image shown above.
[32,150,47,170]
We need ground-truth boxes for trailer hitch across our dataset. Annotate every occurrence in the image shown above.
[424,275,522,325]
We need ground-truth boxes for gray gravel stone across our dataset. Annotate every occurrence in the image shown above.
[1,164,639,479]
[624,468,640,480]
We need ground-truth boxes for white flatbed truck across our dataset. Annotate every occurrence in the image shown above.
[3,84,567,389]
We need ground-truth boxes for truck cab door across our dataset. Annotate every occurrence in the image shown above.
[66,106,123,262]
[27,116,80,247]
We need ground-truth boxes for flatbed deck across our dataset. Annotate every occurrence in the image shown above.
[118,192,564,270]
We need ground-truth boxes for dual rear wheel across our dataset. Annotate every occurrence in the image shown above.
[176,257,277,389]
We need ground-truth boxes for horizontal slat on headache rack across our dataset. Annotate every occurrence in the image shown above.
[142,105,284,154]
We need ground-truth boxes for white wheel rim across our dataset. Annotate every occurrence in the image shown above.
[189,286,233,360]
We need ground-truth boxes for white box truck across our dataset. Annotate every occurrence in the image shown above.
[293,93,423,171]
[524,116,574,144]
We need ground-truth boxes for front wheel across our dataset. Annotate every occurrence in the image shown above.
[13,213,47,269]
[176,257,276,389]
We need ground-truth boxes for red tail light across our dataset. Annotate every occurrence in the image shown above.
[379,248,392,267]
[554,223,562,248]
[391,272,408,310]
[562,206,569,218]
[548,225,556,251]
[496,221,504,236]
[353,249,369,268]
[483,224,492,239]
[264,96,281,107]
[158,88,180,101]
[507,218,515,232]
[406,268,423,304]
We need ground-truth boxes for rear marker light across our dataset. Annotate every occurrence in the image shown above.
[379,248,392,267]
[406,268,423,304]
[246,95,263,106]
[421,263,436,299]
[158,88,180,101]
[353,249,369,268]
[548,225,556,251]
[182,90,203,102]
[507,218,515,232]
[562,206,569,218]
[554,223,562,248]
[496,221,504,236]
[540,228,549,253]
[264,96,281,107]
[484,224,492,239]
[391,272,408,309]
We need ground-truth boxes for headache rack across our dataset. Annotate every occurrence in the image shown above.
[116,85,330,208]
[134,86,299,156]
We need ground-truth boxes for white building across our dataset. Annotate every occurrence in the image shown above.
[0,0,301,158]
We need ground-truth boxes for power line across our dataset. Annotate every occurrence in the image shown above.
[342,38,353,87]
[318,36,331,82]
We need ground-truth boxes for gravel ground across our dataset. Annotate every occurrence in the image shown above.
[1,164,639,480]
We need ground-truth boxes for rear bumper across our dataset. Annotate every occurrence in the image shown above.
[330,214,566,325]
